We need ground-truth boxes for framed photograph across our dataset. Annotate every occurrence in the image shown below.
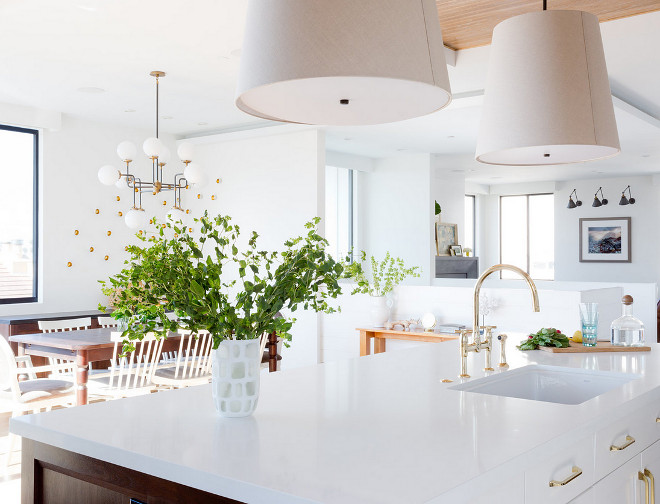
[435,223,458,256]
[450,245,463,257]
[579,217,631,263]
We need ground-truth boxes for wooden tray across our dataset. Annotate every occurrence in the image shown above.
[539,341,651,353]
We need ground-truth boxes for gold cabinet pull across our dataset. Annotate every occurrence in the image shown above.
[645,469,655,504]
[640,471,651,504]
[610,435,635,452]
[549,466,582,487]
[656,417,660,423]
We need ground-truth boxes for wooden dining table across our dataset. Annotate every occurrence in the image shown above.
[9,328,181,406]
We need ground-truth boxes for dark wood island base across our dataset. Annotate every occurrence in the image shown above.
[21,439,244,504]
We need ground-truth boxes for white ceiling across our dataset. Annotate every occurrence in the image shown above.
[0,0,264,136]
[0,1,659,185]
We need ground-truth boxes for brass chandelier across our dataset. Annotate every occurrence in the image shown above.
[97,71,205,228]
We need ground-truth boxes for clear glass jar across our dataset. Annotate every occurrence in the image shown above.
[610,295,645,346]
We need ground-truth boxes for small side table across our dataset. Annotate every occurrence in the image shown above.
[357,327,458,356]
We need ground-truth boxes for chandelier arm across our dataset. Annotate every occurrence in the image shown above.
[174,174,186,209]
[152,158,157,186]
[131,176,138,209]
[133,177,144,209]
[124,173,136,190]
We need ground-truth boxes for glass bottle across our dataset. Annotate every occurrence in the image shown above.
[610,295,645,346]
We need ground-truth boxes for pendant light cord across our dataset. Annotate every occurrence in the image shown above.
[543,0,547,10]
[155,75,159,139]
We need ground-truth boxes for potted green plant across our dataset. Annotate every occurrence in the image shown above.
[342,251,420,327]
[435,200,442,223]
[463,247,472,257]
[99,212,343,417]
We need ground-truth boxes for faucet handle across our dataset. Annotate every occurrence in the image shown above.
[497,333,509,368]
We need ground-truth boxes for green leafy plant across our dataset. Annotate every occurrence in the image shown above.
[517,328,570,351]
[435,201,442,216]
[342,250,420,297]
[99,212,344,351]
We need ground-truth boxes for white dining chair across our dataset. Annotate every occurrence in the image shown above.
[38,317,92,332]
[96,316,117,328]
[38,317,92,378]
[152,330,213,389]
[0,337,75,468]
[86,333,164,401]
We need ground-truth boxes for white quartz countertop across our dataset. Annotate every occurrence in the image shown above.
[11,338,660,503]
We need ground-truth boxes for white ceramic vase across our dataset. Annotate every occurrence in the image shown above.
[370,295,389,328]
[212,339,261,418]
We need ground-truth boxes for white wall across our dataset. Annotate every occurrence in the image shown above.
[358,153,433,284]
[471,193,497,272]
[186,129,325,370]
[555,175,660,286]
[0,114,178,316]
[431,156,466,235]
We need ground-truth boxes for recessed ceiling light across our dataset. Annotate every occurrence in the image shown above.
[447,135,455,139]
[451,169,464,173]
[77,5,97,12]
[77,87,105,93]
[641,154,650,158]
[468,169,477,172]
[591,170,605,174]
[397,148,407,152]
[197,122,208,126]
[491,176,503,179]
[124,109,136,113]
[161,116,173,120]
[344,137,352,141]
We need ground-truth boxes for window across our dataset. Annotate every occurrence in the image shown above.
[325,166,356,261]
[0,125,38,303]
[500,194,554,280]
[464,195,475,253]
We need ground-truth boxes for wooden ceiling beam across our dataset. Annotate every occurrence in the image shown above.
[435,0,660,50]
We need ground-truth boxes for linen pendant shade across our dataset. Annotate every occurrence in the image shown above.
[476,10,620,166]
[235,0,452,126]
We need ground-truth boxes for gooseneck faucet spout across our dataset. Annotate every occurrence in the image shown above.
[459,264,540,378]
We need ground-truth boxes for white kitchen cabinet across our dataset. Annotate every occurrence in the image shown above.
[594,402,657,480]
[639,439,660,504]
[577,440,660,504]
[568,488,593,504]
[524,434,595,504]
[591,456,640,504]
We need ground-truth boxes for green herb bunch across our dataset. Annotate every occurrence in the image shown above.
[342,250,420,297]
[517,328,570,351]
[99,212,343,350]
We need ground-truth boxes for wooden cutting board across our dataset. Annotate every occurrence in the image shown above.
[539,341,651,353]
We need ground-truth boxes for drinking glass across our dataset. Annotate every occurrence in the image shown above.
[579,302,598,347]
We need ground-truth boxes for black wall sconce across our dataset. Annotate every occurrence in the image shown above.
[592,187,608,207]
[619,185,636,206]
[567,189,582,209]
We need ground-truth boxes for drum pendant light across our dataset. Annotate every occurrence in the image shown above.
[476,4,620,166]
[235,0,452,126]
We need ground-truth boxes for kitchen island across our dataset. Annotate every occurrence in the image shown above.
[11,338,660,503]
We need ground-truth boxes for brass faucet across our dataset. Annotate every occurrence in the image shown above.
[458,264,540,378]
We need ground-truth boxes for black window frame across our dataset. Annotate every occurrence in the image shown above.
[0,124,39,304]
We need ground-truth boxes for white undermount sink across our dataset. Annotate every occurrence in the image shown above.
[450,365,640,405]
